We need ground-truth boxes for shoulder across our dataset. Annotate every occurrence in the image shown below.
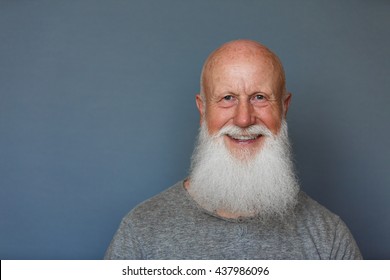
[104,180,191,259]
[295,191,362,259]
[295,191,347,236]
[296,191,340,222]
[122,180,192,228]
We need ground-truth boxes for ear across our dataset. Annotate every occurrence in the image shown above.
[283,92,292,118]
[195,94,204,124]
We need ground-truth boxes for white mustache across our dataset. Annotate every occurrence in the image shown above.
[214,124,273,139]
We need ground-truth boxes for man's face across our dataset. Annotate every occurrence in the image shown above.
[196,55,291,157]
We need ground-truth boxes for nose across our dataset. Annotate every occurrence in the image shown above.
[233,101,255,128]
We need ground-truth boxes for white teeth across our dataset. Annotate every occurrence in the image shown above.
[230,135,259,140]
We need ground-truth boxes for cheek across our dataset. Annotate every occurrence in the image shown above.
[205,108,232,134]
[256,108,283,134]
[205,116,223,134]
[264,118,282,134]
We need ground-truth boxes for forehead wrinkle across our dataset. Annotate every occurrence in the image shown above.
[201,40,286,98]
[212,62,278,99]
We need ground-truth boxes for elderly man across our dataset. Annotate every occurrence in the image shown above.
[105,40,362,259]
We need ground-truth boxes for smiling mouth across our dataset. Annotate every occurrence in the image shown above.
[226,134,262,143]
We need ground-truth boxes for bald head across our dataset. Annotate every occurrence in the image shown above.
[200,39,286,99]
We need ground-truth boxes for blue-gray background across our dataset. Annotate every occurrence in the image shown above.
[1,0,389,260]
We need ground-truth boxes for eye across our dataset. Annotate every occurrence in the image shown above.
[254,94,264,100]
[251,94,269,106]
[219,95,236,108]
[223,95,235,101]
[251,94,267,103]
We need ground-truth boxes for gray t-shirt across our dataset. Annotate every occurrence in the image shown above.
[105,181,362,259]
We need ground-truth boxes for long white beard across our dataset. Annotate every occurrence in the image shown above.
[188,120,300,219]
